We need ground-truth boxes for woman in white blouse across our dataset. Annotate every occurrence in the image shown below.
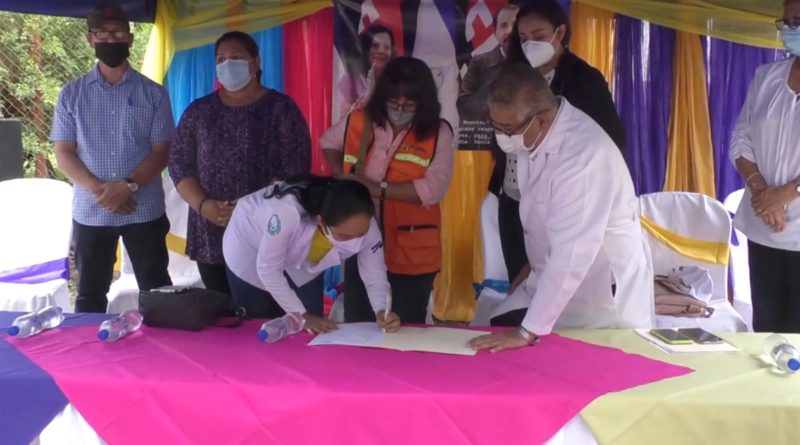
[730,0,800,333]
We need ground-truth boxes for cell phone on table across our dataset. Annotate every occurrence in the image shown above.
[649,329,693,345]
[677,328,724,344]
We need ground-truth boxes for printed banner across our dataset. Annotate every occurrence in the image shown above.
[333,0,519,151]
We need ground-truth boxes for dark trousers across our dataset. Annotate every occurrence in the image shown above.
[343,256,437,324]
[490,308,526,327]
[73,214,171,313]
[197,262,231,296]
[498,192,527,282]
[226,267,324,319]
[748,240,800,333]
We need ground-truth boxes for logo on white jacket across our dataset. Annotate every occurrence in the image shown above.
[267,214,281,236]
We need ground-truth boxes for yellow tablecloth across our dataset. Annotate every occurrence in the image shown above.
[559,330,800,445]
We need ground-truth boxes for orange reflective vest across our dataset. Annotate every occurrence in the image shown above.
[343,110,442,275]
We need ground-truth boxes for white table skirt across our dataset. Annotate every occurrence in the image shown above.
[30,404,598,445]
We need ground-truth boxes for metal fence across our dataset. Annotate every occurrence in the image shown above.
[0,12,151,178]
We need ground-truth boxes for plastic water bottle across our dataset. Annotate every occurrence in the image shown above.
[764,334,800,374]
[258,313,304,343]
[7,306,64,338]
[98,310,144,342]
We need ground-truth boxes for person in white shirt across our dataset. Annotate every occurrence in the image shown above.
[729,0,800,333]
[222,176,400,334]
[468,63,653,352]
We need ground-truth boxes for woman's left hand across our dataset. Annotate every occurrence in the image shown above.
[752,185,794,215]
[467,329,536,353]
[377,310,401,332]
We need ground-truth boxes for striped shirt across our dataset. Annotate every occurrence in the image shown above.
[50,65,174,226]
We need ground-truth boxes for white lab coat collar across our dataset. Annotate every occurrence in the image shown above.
[527,97,570,159]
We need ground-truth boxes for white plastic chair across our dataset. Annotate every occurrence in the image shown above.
[106,176,203,314]
[471,193,510,326]
[0,178,73,312]
[640,192,748,332]
[723,188,752,329]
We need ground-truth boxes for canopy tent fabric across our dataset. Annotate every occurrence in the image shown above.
[0,0,156,22]
[577,0,784,48]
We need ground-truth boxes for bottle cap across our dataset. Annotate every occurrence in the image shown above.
[7,326,20,336]
[258,330,268,341]
[789,358,800,372]
[98,330,110,340]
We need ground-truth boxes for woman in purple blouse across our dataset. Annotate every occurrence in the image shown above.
[168,31,311,295]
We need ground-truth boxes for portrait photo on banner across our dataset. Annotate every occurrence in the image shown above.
[332,0,525,151]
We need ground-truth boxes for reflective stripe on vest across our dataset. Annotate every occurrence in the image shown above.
[394,152,431,167]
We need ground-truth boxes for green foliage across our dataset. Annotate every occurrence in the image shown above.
[0,12,153,178]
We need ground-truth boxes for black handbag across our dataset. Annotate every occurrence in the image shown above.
[139,286,245,331]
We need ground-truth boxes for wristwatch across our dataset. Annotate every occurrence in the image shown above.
[379,181,388,200]
[124,178,139,193]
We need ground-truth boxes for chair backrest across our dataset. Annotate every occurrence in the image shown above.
[479,193,509,282]
[722,188,750,304]
[0,178,72,272]
[639,192,731,303]
[121,175,198,277]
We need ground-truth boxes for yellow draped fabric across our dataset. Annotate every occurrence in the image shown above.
[432,151,495,322]
[141,0,177,84]
[166,232,188,257]
[640,215,730,265]
[141,0,331,84]
[569,2,616,84]
[172,0,331,51]
[663,31,716,198]
[574,0,783,49]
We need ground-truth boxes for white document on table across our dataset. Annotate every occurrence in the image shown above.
[308,323,488,356]
[635,329,740,353]
[307,322,384,348]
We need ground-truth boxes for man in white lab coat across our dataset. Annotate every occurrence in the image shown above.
[469,63,654,353]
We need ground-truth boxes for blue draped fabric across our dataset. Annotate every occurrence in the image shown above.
[165,27,285,122]
[614,16,675,195]
[706,38,786,202]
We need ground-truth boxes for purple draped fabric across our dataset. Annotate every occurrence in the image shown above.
[0,258,69,284]
[0,312,113,445]
[614,16,676,195]
[706,38,786,202]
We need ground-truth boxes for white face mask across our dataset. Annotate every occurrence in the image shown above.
[522,33,557,68]
[216,59,252,92]
[323,226,363,255]
[387,108,415,127]
[494,114,543,154]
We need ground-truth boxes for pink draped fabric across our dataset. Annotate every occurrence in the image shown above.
[9,323,691,445]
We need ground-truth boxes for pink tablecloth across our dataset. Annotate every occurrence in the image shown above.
[9,322,691,445]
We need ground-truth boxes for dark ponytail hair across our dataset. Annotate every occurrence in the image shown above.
[264,175,375,226]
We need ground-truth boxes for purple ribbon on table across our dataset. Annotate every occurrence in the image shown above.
[0,258,69,284]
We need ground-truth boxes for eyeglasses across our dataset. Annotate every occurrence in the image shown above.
[89,30,131,41]
[775,16,800,31]
[485,112,538,137]
[386,100,417,112]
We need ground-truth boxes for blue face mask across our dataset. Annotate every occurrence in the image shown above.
[782,27,800,56]
[216,59,252,92]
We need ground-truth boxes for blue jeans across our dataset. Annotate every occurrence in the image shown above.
[226,267,324,319]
